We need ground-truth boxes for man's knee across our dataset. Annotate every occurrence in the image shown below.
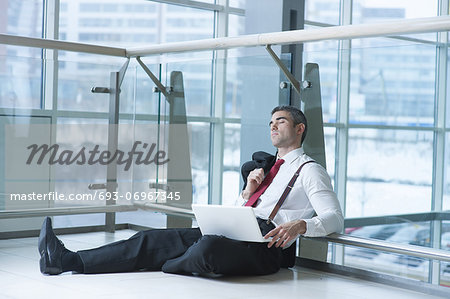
[161,235,227,274]
[178,235,226,268]
[193,235,225,255]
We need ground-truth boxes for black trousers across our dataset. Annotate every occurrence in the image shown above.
[77,220,294,275]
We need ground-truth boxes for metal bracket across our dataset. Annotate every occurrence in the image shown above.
[91,87,110,93]
[91,58,129,94]
[136,56,171,101]
[88,183,118,190]
[118,58,130,87]
[149,182,171,192]
[153,86,174,94]
[265,44,311,95]
[88,183,107,190]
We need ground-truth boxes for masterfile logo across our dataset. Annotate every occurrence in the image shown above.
[25,141,170,171]
[2,123,190,176]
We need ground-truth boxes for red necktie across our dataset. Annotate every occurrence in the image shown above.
[245,159,285,207]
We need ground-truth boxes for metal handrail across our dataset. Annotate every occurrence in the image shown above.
[1,16,449,57]
[344,211,450,227]
[317,233,450,262]
[0,33,126,57]
[126,15,450,56]
[0,202,192,219]
[0,205,137,219]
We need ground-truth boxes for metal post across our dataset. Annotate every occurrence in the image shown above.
[91,59,129,233]
[104,71,120,233]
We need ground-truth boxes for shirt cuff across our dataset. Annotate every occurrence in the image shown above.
[234,193,246,206]
[302,218,325,237]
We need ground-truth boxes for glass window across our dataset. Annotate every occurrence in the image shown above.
[224,55,286,119]
[0,0,43,109]
[352,0,438,42]
[305,0,340,25]
[447,47,450,129]
[57,59,121,112]
[229,0,245,9]
[0,54,42,109]
[440,260,450,287]
[165,60,213,117]
[346,128,433,217]
[1,0,43,37]
[224,56,242,118]
[303,37,339,123]
[353,0,438,23]
[349,41,436,126]
[60,0,159,48]
[345,222,432,283]
[163,6,213,42]
[60,0,213,46]
[222,123,241,206]
[60,0,214,65]
[188,123,211,205]
[444,133,450,211]
[228,14,245,37]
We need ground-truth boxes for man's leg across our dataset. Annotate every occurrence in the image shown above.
[161,235,282,276]
[38,217,201,275]
[78,227,201,274]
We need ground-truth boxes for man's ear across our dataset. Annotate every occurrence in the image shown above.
[297,123,305,136]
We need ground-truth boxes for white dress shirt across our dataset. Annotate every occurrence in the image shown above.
[236,148,344,238]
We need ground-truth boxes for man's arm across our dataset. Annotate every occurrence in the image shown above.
[300,164,344,237]
[241,168,265,200]
[265,163,344,248]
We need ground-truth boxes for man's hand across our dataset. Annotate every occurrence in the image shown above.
[264,220,306,248]
[242,168,265,199]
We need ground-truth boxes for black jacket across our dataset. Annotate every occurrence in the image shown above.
[241,151,276,190]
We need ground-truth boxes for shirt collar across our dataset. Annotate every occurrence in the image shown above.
[277,147,304,165]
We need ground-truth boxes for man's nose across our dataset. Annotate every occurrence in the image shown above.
[271,122,277,130]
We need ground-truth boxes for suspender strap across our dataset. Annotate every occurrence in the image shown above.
[266,160,315,225]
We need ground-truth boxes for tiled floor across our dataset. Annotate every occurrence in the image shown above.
[0,229,446,299]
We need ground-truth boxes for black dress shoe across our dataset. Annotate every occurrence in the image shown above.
[38,217,67,275]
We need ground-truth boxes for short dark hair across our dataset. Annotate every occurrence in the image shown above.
[271,105,307,145]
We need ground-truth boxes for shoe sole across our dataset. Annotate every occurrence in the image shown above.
[40,251,62,275]
[38,217,49,260]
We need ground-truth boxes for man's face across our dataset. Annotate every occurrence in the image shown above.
[269,111,303,149]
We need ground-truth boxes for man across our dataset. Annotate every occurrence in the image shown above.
[38,105,343,276]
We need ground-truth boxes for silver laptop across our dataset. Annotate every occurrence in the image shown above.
[192,204,270,242]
